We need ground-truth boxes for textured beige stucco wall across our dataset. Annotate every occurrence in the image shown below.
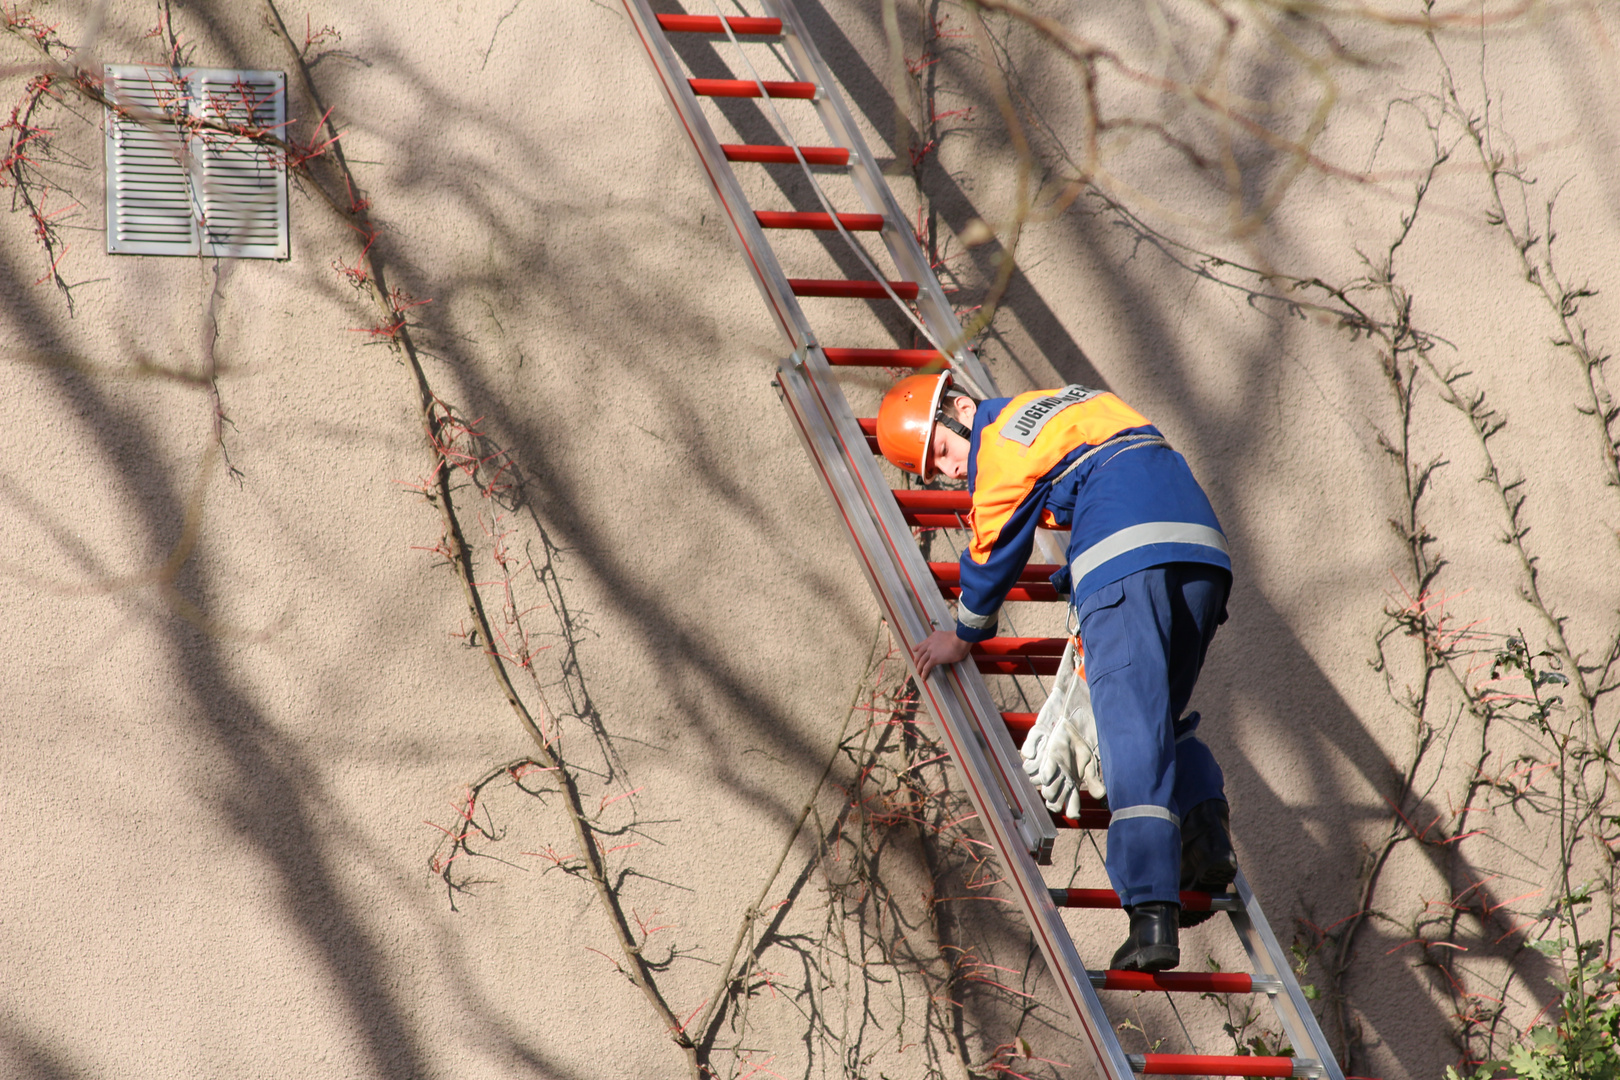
[2,2,1617,1078]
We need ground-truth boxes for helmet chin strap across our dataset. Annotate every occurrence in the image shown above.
[935,411,971,441]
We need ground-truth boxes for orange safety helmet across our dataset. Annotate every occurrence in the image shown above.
[876,371,957,479]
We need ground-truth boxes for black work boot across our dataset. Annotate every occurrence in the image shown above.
[1109,901,1181,972]
[1179,799,1238,927]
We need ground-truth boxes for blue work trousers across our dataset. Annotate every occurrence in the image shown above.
[1076,563,1229,907]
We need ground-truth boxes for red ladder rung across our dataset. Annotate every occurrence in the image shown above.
[904,513,968,528]
[1001,711,1036,739]
[756,211,885,231]
[1052,808,1112,829]
[722,144,849,166]
[933,562,1062,602]
[1050,887,1233,911]
[976,657,1060,675]
[904,518,1060,534]
[1130,1053,1312,1077]
[1091,970,1258,994]
[930,562,1058,585]
[657,14,782,34]
[973,637,1066,657]
[885,487,1062,529]
[889,487,970,527]
[824,348,944,367]
[689,77,816,99]
[790,278,919,299]
[906,515,1059,531]
[894,489,969,510]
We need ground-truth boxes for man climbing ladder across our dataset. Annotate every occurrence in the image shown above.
[881,372,1240,972]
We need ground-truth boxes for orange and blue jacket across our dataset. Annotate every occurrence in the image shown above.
[954,386,1230,642]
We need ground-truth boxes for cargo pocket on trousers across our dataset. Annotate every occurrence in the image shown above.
[1075,579,1132,681]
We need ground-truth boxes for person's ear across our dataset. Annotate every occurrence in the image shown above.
[954,395,976,424]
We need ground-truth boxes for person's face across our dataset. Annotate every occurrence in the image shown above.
[928,395,976,481]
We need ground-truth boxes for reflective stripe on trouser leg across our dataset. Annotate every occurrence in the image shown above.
[1077,564,1229,907]
[1110,804,1181,825]
[1107,805,1183,902]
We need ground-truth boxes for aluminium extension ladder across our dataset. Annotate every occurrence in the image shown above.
[620,4,1345,1076]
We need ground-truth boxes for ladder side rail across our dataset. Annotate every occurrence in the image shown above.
[776,353,1134,1080]
[1227,871,1347,1080]
[621,0,813,352]
[776,365,1043,849]
[953,648,1048,854]
[762,0,996,397]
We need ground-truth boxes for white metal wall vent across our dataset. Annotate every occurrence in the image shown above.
[104,65,288,259]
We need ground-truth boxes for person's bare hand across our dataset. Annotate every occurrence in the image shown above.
[913,629,972,681]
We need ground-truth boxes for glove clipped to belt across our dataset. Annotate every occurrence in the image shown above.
[1019,637,1105,818]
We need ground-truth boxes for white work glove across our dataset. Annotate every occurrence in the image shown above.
[1019,637,1075,766]
[1020,639,1106,818]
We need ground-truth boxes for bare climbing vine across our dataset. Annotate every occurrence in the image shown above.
[870,0,1620,1072]
[1,3,1070,1075]
[1071,63,1620,1078]
[7,0,1618,1075]
[881,0,1560,342]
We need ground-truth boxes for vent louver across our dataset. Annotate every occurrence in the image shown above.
[105,65,288,259]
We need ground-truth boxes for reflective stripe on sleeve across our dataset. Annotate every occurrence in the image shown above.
[1068,522,1230,585]
[956,598,999,630]
[1109,804,1182,827]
